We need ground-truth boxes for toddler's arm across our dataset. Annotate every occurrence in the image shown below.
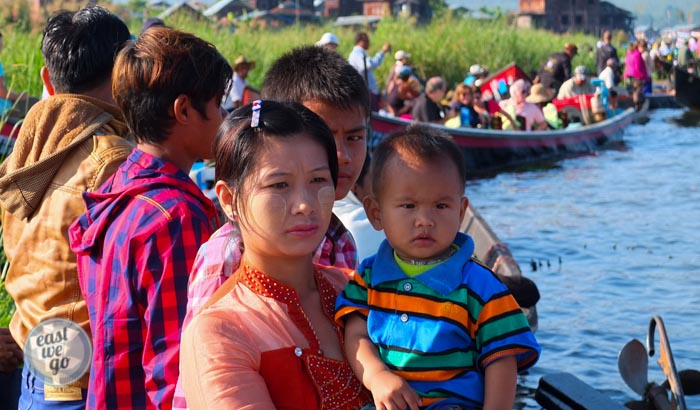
[483,355,517,410]
[344,314,422,410]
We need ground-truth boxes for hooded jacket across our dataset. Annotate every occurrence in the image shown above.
[0,94,132,388]
[69,149,217,409]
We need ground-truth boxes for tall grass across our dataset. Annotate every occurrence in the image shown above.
[164,13,597,91]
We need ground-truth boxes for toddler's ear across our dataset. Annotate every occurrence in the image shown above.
[460,196,469,223]
[362,195,383,231]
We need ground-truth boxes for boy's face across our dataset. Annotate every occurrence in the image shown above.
[365,152,468,263]
[303,100,367,200]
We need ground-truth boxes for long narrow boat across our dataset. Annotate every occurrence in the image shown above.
[461,203,538,331]
[370,101,648,178]
[674,66,700,110]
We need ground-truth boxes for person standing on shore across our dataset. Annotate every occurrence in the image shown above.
[0,6,133,409]
[348,32,391,112]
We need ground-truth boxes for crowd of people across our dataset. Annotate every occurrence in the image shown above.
[0,6,540,410]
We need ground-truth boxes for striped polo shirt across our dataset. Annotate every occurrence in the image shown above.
[335,232,541,409]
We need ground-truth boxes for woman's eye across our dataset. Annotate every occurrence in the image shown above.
[311,177,328,184]
[268,182,288,189]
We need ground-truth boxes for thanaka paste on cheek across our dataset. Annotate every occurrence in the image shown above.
[317,186,336,209]
[248,193,288,229]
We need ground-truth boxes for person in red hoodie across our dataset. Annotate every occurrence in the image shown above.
[69,28,231,410]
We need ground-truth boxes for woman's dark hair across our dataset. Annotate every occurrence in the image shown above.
[113,27,232,144]
[371,124,466,196]
[215,100,338,219]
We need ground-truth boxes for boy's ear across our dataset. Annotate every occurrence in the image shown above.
[362,195,383,231]
[40,66,55,96]
[172,94,192,124]
[459,196,469,224]
[215,180,236,221]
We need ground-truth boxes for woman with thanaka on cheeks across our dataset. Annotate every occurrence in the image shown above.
[180,100,370,409]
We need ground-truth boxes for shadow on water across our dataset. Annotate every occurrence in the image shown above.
[667,108,700,127]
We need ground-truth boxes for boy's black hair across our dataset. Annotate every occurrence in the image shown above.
[371,124,466,196]
[41,6,130,94]
[261,45,370,118]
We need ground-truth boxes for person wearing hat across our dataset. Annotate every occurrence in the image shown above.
[526,83,562,129]
[497,79,548,131]
[316,32,339,52]
[535,42,578,94]
[557,65,596,99]
[222,55,256,111]
[463,64,487,86]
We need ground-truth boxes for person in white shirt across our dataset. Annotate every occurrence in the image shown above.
[222,55,255,111]
[348,32,390,112]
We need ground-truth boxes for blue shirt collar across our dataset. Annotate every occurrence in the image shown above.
[369,232,475,295]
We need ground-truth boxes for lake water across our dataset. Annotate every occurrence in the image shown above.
[465,107,700,408]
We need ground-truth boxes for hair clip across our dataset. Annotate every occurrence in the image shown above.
[251,100,262,128]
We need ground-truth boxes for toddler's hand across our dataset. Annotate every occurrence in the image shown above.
[368,370,421,410]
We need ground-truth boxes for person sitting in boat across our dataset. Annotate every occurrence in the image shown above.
[335,124,541,410]
[411,76,447,124]
[472,86,490,125]
[463,64,488,87]
[534,42,578,95]
[526,83,562,129]
[498,79,548,131]
[385,65,420,118]
[557,65,596,99]
[446,83,482,128]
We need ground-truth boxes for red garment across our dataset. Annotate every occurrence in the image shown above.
[180,263,370,409]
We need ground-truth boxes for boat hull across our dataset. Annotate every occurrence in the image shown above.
[674,66,700,110]
[370,104,645,178]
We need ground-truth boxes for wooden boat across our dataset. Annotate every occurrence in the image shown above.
[461,203,538,331]
[674,66,700,110]
[370,101,648,178]
[535,315,698,410]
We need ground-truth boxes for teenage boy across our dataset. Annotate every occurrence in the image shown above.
[68,28,232,410]
[172,45,372,410]
[0,6,132,408]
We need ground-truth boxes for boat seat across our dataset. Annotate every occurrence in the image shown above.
[535,372,627,410]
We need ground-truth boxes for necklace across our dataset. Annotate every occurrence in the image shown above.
[397,246,457,266]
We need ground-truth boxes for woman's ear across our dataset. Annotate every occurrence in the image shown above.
[459,196,469,225]
[362,195,383,231]
[215,180,236,221]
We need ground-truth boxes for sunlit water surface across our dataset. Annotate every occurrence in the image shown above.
[465,108,700,408]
